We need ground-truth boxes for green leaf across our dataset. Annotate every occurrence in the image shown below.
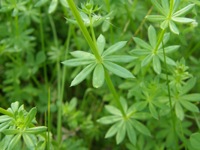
[160,20,169,29]
[62,58,95,67]
[11,101,19,113]
[151,0,166,15]
[60,0,69,8]
[70,51,95,59]
[36,51,46,65]
[133,37,152,50]
[25,126,47,134]
[97,34,105,55]
[126,121,136,145]
[102,41,127,56]
[190,133,200,148]
[158,55,176,66]
[23,134,35,148]
[153,55,161,74]
[120,97,128,113]
[8,134,21,150]
[149,103,158,119]
[104,55,136,63]
[181,100,199,113]
[173,4,195,17]
[24,107,37,127]
[0,108,13,117]
[148,25,157,47]
[35,0,49,7]
[181,78,196,94]
[131,120,151,136]
[116,122,126,144]
[175,102,184,120]
[161,0,169,13]
[164,45,180,54]
[172,17,195,23]
[169,21,179,34]
[141,54,153,67]
[48,0,58,14]
[97,116,121,125]
[93,64,105,88]
[105,121,121,138]
[70,63,96,86]
[131,49,150,56]
[145,15,165,22]
[105,105,122,116]
[103,61,134,79]
[0,122,10,132]
[182,94,200,102]
[3,129,20,135]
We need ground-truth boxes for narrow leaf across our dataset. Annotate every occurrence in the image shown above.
[24,107,37,127]
[8,134,21,150]
[93,64,105,88]
[62,58,95,67]
[105,121,121,138]
[141,54,153,67]
[173,4,195,17]
[153,55,161,74]
[23,134,35,148]
[105,105,122,116]
[25,126,47,134]
[149,103,158,119]
[104,55,136,63]
[181,78,196,94]
[103,61,134,79]
[48,0,58,14]
[148,25,157,47]
[172,17,195,24]
[133,37,152,50]
[126,121,136,145]
[70,63,96,86]
[145,15,165,22]
[116,122,126,144]
[181,100,199,113]
[70,51,95,59]
[151,0,166,15]
[97,34,106,55]
[182,94,200,102]
[102,41,127,56]
[190,133,200,148]
[175,102,184,120]
[97,116,121,125]
[131,120,151,136]
[169,21,179,34]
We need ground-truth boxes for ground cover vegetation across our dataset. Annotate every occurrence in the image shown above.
[0,0,200,149]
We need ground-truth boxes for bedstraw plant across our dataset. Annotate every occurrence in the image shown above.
[0,0,200,149]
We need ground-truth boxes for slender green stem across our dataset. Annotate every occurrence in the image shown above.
[40,10,48,85]
[67,0,102,62]
[104,70,126,116]
[47,87,51,150]
[60,25,72,99]
[169,0,174,17]
[48,14,62,144]
[162,40,178,149]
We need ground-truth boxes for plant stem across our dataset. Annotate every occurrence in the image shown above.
[48,14,62,144]
[39,10,48,85]
[66,0,102,62]
[47,87,51,150]
[162,40,178,149]
[104,70,126,116]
